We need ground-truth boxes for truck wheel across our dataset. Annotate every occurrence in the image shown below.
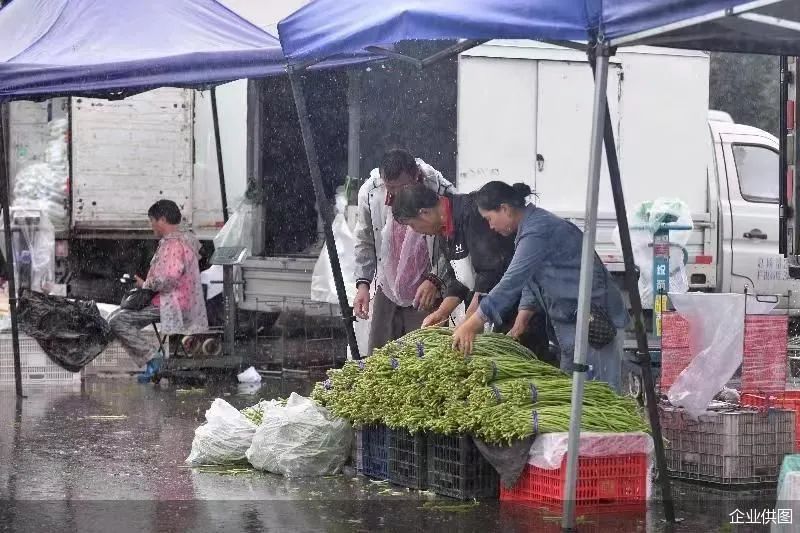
[202,337,223,357]
[182,336,200,357]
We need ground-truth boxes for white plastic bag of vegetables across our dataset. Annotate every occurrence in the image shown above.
[185,399,257,465]
[246,393,353,477]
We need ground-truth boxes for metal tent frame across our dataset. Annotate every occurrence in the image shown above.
[284,37,674,529]
[277,0,800,529]
[0,0,380,401]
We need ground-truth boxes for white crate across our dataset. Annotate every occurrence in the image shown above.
[85,329,157,375]
[84,341,144,375]
[0,333,82,386]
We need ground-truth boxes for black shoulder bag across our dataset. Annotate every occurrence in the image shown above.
[120,288,156,311]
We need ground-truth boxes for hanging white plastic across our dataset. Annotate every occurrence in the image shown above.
[376,207,428,307]
[613,198,692,306]
[667,293,745,418]
[310,194,357,305]
[213,199,255,253]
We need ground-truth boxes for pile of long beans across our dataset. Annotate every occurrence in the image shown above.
[310,327,648,445]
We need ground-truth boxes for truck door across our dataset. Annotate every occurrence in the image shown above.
[71,88,194,232]
[457,55,539,192]
[534,60,622,214]
[457,54,622,201]
[721,132,795,304]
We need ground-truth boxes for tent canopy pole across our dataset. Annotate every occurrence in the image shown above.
[210,87,229,224]
[561,47,610,532]
[288,68,361,360]
[0,103,23,398]
[588,51,676,523]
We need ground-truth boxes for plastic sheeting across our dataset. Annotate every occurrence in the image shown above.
[667,293,746,418]
[774,455,800,533]
[11,119,69,230]
[246,393,352,477]
[7,208,56,295]
[527,432,654,470]
[17,289,114,372]
[213,199,255,253]
[185,398,257,466]
[311,195,357,305]
[376,211,429,308]
[614,198,691,306]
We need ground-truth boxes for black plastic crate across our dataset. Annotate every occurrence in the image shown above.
[388,428,427,490]
[361,424,389,480]
[427,433,500,500]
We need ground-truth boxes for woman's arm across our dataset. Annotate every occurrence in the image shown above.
[478,228,549,326]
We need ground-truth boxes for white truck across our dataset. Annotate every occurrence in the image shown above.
[7,88,234,301]
[457,41,792,317]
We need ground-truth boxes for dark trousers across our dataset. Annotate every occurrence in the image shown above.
[367,287,428,355]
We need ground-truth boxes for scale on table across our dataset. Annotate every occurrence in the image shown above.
[209,246,248,357]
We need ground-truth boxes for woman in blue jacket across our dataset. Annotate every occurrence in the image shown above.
[451,181,628,391]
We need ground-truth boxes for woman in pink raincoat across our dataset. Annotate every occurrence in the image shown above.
[108,200,208,382]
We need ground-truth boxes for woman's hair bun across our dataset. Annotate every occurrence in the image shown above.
[511,183,533,198]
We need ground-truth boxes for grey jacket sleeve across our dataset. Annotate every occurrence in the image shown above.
[353,181,377,285]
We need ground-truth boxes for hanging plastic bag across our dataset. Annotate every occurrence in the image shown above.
[311,194,357,304]
[3,207,57,295]
[213,199,254,253]
[246,393,353,477]
[186,399,257,465]
[376,208,429,307]
[613,198,692,306]
[667,293,745,418]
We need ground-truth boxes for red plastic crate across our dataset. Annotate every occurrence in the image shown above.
[741,316,788,395]
[660,312,692,391]
[500,453,648,513]
[661,312,690,349]
[660,346,693,391]
[741,391,800,451]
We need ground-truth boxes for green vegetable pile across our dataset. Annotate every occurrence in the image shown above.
[240,398,287,426]
[311,327,648,445]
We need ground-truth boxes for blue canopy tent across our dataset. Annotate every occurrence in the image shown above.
[0,0,379,398]
[277,0,800,528]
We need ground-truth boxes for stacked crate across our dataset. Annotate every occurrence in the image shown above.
[0,333,81,386]
[661,406,795,485]
[659,312,691,391]
[741,315,788,395]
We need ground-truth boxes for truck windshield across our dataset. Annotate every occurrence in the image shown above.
[732,144,779,203]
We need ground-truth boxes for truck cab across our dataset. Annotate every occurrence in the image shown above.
[710,120,792,307]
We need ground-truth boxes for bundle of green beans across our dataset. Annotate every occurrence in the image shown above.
[240,398,288,426]
[309,326,648,445]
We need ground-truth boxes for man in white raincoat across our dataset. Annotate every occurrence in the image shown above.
[352,149,455,355]
[108,200,208,382]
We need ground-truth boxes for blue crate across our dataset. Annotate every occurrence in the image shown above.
[361,424,389,480]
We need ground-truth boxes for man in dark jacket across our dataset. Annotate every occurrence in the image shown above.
[391,184,552,360]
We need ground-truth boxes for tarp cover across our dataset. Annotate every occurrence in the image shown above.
[0,0,286,100]
[278,0,800,63]
[0,0,374,101]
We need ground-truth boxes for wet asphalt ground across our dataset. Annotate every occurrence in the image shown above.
[0,378,781,532]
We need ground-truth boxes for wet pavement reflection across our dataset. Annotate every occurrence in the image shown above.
[0,378,778,532]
